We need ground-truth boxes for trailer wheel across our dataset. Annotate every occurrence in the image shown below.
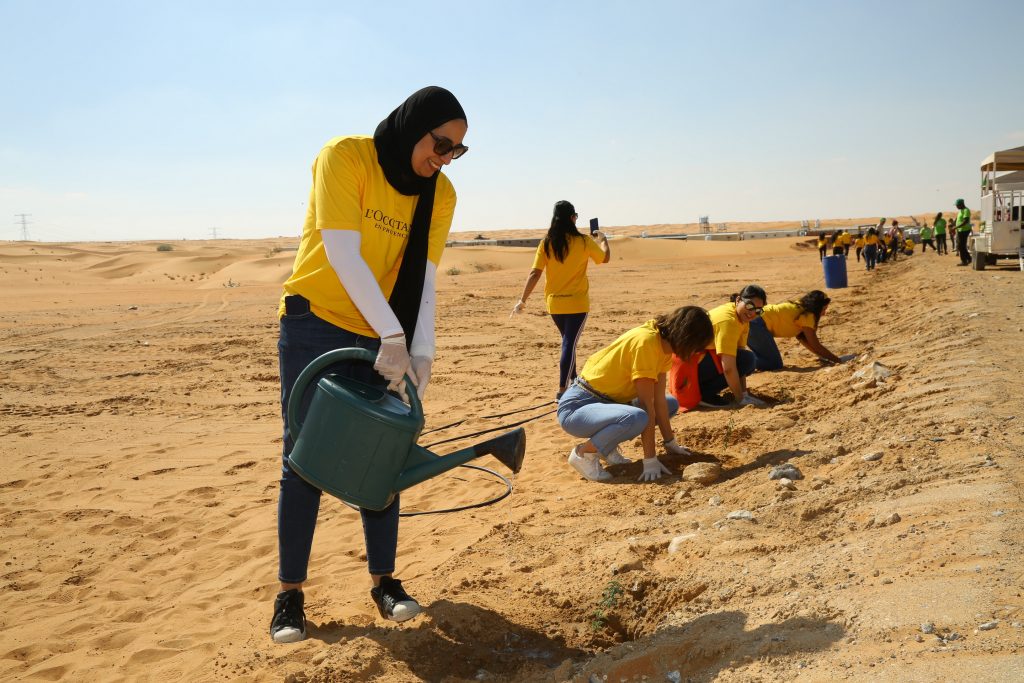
[972,249,986,271]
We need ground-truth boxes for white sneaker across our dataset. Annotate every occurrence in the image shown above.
[598,446,632,465]
[568,447,612,481]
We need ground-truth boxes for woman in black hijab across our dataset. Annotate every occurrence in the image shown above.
[271,86,468,644]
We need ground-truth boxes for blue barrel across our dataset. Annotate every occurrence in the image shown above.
[822,255,848,289]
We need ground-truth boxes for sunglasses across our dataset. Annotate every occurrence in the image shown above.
[428,131,469,160]
[741,299,764,315]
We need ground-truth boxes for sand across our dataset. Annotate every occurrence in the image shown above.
[1,224,1022,682]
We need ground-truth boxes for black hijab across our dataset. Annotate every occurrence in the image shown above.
[373,86,466,348]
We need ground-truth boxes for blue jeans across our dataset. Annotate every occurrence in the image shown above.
[697,349,756,398]
[550,312,587,392]
[864,244,878,270]
[556,383,678,456]
[277,306,400,583]
[747,317,783,371]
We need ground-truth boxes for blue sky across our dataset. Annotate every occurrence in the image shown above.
[2,0,1022,241]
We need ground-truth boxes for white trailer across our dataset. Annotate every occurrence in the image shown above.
[972,145,1024,270]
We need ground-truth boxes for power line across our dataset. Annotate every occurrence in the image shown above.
[14,213,32,241]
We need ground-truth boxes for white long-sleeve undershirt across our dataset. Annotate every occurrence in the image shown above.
[320,229,436,359]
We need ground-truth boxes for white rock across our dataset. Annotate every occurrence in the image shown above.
[668,534,697,554]
[979,621,999,631]
[862,451,883,462]
[727,510,755,522]
[852,361,891,381]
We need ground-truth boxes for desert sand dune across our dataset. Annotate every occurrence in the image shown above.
[0,229,1021,682]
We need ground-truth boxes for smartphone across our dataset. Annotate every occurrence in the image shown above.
[589,218,599,235]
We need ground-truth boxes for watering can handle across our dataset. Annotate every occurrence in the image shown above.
[286,347,423,441]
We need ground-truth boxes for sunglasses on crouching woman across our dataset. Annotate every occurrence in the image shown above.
[741,299,764,315]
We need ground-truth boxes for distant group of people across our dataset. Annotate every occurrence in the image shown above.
[817,198,975,272]
[512,202,847,483]
[816,230,853,259]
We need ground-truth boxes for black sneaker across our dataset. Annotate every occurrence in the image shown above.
[697,393,732,409]
[370,577,421,623]
[270,589,306,644]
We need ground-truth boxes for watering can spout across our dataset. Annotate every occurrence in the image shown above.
[395,427,526,492]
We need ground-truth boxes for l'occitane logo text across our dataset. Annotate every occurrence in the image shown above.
[364,208,410,238]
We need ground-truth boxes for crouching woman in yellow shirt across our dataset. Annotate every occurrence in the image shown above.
[697,285,766,408]
[556,307,713,482]
[746,290,844,370]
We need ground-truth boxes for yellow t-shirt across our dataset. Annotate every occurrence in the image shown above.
[854,237,865,248]
[531,235,606,314]
[761,301,817,338]
[706,302,749,356]
[865,234,879,246]
[840,233,852,246]
[580,320,671,403]
[279,136,456,336]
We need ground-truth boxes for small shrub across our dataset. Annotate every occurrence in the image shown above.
[156,244,174,252]
[446,267,461,276]
[590,579,623,631]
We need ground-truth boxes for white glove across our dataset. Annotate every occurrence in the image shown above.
[637,457,672,482]
[663,438,692,456]
[410,356,432,400]
[509,300,525,319]
[738,392,767,408]
[374,335,412,396]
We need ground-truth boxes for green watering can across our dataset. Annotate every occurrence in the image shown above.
[286,348,527,511]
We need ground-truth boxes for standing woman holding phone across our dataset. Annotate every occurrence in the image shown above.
[271,87,468,644]
[511,201,610,398]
